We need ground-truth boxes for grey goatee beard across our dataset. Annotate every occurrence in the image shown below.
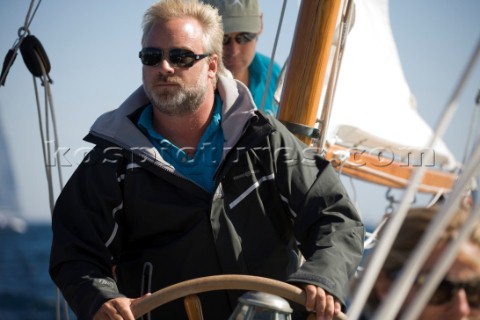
[145,66,209,116]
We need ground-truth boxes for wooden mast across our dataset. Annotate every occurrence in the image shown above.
[278,0,342,145]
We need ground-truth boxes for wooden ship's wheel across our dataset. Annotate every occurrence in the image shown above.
[131,274,347,320]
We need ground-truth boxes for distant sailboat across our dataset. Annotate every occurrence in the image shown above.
[0,114,27,233]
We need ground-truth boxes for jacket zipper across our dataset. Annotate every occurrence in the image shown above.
[140,261,153,320]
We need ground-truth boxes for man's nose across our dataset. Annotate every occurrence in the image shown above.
[224,41,241,55]
[150,58,175,74]
[450,288,472,317]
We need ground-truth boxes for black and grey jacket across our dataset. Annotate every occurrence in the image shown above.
[49,75,364,319]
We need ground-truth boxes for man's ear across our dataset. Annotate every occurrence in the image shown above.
[208,54,218,79]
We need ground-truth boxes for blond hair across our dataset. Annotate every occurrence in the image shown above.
[141,0,226,79]
[382,205,480,272]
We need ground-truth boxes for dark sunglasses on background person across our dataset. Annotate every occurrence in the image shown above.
[388,270,480,308]
[223,32,257,46]
[139,47,210,68]
[415,274,480,307]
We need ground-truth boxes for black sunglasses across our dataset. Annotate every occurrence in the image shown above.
[223,32,257,46]
[139,48,210,68]
[417,275,480,307]
[389,270,480,307]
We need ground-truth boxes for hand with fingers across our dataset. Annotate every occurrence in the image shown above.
[303,284,342,320]
[93,294,151,320]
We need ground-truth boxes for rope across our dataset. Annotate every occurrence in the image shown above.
[31,44,69,320]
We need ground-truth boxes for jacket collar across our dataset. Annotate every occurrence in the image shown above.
[85,75,257,159]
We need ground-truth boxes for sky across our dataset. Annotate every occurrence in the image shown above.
[0,0,479,226]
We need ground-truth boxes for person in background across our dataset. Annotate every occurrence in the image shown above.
[203,0,282,116]
[49,0,364,319]
[360,203,480,319]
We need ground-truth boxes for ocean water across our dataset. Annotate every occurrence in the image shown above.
[0,223,73,320]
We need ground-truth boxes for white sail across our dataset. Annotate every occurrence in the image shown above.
[325,0,457,171]
[0,114,27,233]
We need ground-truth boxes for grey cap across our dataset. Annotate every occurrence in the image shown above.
[203,0,261,34]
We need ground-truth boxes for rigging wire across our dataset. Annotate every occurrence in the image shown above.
[316,0,355,152]
[348,37,480,320]
[2,1,70,319]
[369,38,480,320]
[399,150,480,320]
[0,0,42,86]
[259,0,288,114]
[461,87,480,167]
[23,0,42,31]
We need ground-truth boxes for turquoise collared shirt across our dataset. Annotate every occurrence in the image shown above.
[249,52,281,117]
[137,94,224,193]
